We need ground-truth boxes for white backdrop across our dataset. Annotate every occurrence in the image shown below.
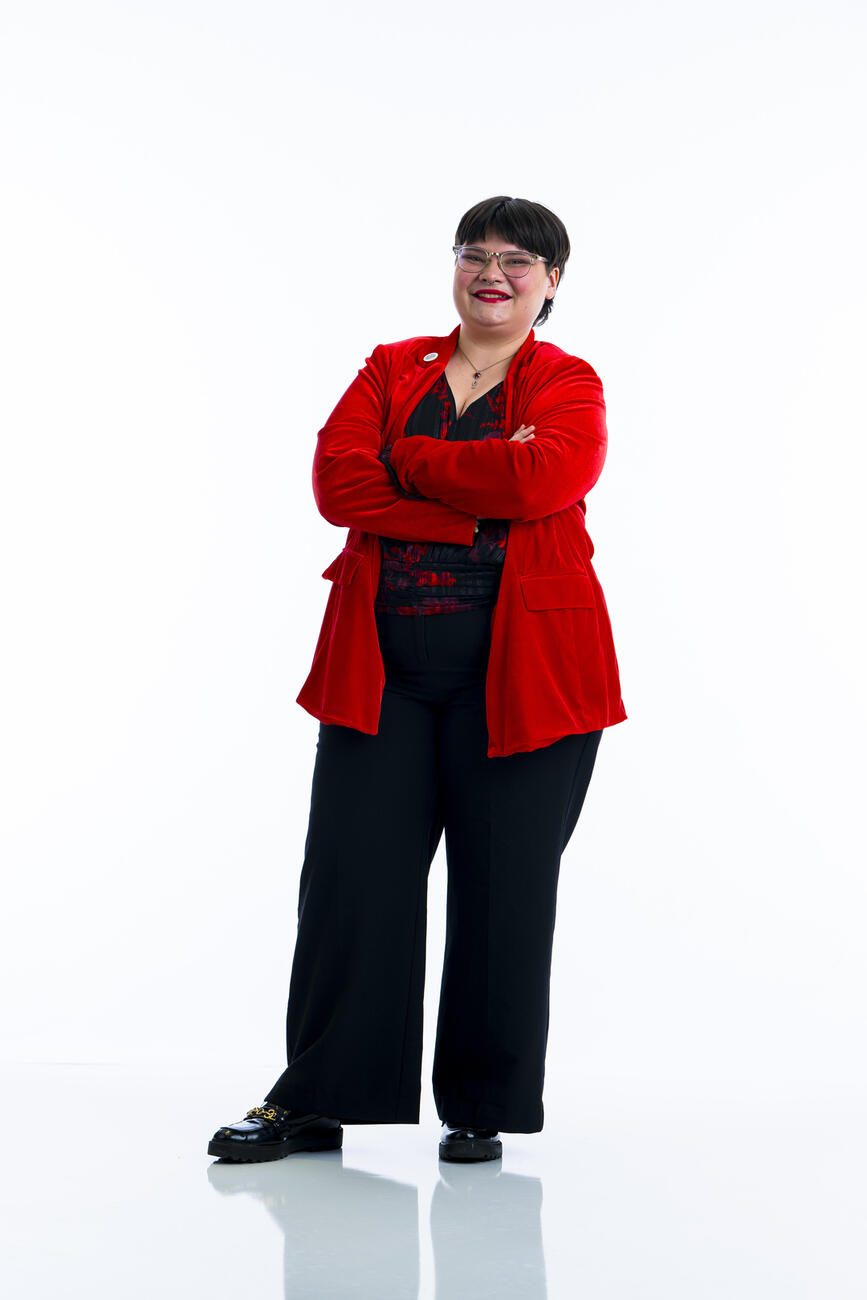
[1,0,864,1122]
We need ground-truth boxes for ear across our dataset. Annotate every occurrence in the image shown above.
[545,266,560,298]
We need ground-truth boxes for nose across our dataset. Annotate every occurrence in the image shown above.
[478,253,505,283]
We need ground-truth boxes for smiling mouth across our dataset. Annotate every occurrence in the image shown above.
[473,292,511,301]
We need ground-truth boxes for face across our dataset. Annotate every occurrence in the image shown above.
[453,227,560,338]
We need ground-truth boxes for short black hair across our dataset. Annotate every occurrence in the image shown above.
[454,195,570,328]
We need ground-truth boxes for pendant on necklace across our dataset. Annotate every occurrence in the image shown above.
[472,372,480,388]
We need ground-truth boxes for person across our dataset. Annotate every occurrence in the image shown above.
[208,195,627,1166]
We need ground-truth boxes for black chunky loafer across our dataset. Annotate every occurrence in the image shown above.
[439,1121,503,1162]
[208,1102,343,1162]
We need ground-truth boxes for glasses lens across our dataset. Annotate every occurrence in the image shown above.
[457,247,489,272]
[498,252,535,277]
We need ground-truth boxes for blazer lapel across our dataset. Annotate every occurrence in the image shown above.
[384,325,461,443]
[385,323,538,443]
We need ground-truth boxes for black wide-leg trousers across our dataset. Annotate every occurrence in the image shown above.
[264,604,603,1133]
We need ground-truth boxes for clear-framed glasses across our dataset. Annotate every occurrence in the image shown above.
[453,245,548,279]
[454,248,548,282]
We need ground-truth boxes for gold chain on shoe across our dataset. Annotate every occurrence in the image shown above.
[246,1105,280,1120]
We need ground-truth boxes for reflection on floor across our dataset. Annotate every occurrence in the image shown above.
[1,1062,863,1299]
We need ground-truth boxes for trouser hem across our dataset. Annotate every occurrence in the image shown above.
[435,1096,543,1134]
[264,1082,421,1125]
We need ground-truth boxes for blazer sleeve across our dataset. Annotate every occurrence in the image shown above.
[312,343,478,544]
[386,356,608,522]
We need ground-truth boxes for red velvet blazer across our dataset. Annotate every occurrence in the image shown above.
[296,323,628,758]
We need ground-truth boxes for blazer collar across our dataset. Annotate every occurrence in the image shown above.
[412,323,537,375]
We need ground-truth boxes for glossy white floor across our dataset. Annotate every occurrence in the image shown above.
[1,1061,862,1298]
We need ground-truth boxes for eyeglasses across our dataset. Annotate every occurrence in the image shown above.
[453,245,548,279]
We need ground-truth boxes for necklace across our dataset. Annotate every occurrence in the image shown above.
[457,342,519,389]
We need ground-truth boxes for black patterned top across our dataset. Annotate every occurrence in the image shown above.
[374,374,509,614]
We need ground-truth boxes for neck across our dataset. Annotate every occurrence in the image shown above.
[457,324,531,369]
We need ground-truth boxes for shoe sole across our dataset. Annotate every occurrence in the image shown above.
[439,1137,503,1163]
[208,1125,344,1162]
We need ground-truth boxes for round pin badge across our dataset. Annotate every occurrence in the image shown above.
[422,352,438,362]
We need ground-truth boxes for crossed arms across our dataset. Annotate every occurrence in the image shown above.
[312,343,607,537]
[311,344,477,544]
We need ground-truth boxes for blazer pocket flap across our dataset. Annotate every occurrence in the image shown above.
[520,571,594,610]
[322,546,365,585]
